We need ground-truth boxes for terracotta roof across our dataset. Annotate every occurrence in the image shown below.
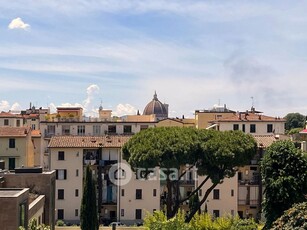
[31,130,41,137]
[212,113,285,122]
[23,114,39,119]
[0,112,22,118]
[0,127,30,137]
[48,135,131,148]
[252,134,289,148]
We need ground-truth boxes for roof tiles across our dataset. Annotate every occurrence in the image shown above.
[48,135,131,148]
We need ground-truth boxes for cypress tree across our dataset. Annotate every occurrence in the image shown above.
[80,165,98,230]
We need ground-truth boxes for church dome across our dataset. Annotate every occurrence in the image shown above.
[143,92,168,119]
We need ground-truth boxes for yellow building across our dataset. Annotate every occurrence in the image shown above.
[56,107,83,121]
[156,118,195,127]
[195,104,235,129]
[0,127,35,170]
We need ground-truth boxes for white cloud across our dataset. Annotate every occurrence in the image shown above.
[8,17,30,30]
[0,100,10,111]
[83,84,100,117]
[113,103,137,117]
[10,102,21,111]
[0,101,21,112]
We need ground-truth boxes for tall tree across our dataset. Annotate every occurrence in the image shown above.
[123,127,203,219]
[80,165,98,230]
[185,130,256,222]
[261,140,307,229]
[284,112,306,131]
[123,127,257,221]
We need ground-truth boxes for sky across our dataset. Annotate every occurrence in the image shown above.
[1,0,307,118]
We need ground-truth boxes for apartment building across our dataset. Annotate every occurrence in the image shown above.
[48,135,160,225]
[197,175,238,218]
[195,104,236,129]
[209,108,285,135]
[0,112,23,127]
[0,127,35,170]
[41,120,156,170]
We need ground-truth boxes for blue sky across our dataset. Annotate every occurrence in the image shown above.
[1,0,307,117]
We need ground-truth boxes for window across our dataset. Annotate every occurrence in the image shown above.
[231,189,234,197]
[58,189,64,200]
[31,118,36,121]
[47,125,55,135]
[9,138,15,148]
[233,124,239,130]
[16,120,20,127]
[121,189,125,197]
[123,125,132,134]
[31,124,36,130]
[213,210,220,218]
[135,209,142,219]
[108,125,116,134]
[75,189,79,197]
[199,189,202,197]
[75,209,79,217]
[231,210,234,216]
[62,125,70,135]
[76,169,79,177]
[9,158,15,170]
[140,125,148,131]
[4,119,9,126]
[58,151,65,160]
[267,124,273,133]
[242,124,245,132]
[213,189,220,199]
[57,209,64,220]
[19,202,26,228]
[153,189,157,197]
[93,125,101,136]
[153,209,156,212]
[250,124,256,133]
[136,189,142,199]
[77,125,85,136]
[56,169,67,180]
[121,209,124,217]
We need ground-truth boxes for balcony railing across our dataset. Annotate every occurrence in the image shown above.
[238,199,259,205]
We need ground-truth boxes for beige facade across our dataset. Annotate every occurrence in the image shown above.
[41,121,156,170]
[119,162,160,225]
[48,135,160,225]
[0,127,34,170]
[0,112,23,127]
[197,175,238,217]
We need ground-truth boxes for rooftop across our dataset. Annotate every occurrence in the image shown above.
[0,188,28,197]
[212,113,285,122]
[253,134,289,148]
[48,135,131,148]
[0,127,30,137]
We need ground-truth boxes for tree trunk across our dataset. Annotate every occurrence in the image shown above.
[185,182,218,222]
[166,178,173,219]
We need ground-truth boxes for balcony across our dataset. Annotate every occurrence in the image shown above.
[238,199,259,206]
[179,180,195,186]
[44,132,55,138]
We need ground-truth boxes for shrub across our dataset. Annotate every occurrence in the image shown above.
[271,202,307,230]
[56,219,65,226]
